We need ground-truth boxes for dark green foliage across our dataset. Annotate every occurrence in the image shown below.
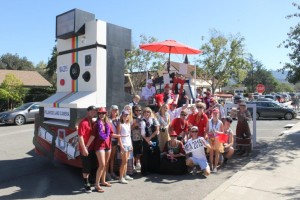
[279,2,300,84]
[0,53,34,70]
[24,87,56,102]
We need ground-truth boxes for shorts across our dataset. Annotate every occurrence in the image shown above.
[97,148,111,152]
[132,140,143,156]
[123,145,132,152]
[190,157,209,170]
[80,151,97,174]
[223,146,234,153]
[111,140,118,146]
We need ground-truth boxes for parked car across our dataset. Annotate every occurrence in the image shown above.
[247,101,297,120]
[0,102,40,125]
[255,97,273,101]
[281,94,290,102]
[233,95,245,104]
[264,94,278,102]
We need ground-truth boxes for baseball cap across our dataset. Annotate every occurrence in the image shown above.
[122,110,130,115]
[97,107,107,113]
[111,105,119,110]
[87,105,97,111]
[147,79,153,84]
[190,126,199,131]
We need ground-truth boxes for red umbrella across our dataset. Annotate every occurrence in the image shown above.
[140,39,202,72]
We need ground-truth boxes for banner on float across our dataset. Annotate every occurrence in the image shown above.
[184,137,206,154]
[44,107,71,120]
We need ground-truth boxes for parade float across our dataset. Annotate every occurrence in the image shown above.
[33,8,131,167]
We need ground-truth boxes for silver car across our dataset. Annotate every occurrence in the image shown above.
[0,102,40,125]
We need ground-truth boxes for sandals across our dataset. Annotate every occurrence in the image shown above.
[95,185,104,193]
[100,182,112,187]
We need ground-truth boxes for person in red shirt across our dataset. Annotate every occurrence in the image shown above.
[188,102,209,138]
[78,105,97,193]
[89,107,120,193]
[169,110,189,143]
[187,104,198,126]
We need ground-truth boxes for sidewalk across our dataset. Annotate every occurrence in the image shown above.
[204,121,300,200]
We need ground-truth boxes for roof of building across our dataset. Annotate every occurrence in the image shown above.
[0,70,52,87]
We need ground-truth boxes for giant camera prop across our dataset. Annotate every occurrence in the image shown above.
[33,9,131,167]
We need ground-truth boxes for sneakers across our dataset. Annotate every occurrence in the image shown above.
[124,175,133,181]
[84,184,92,193]
[192,167,197,175]
[111,173,119,180]
[119,178,128,184]
[136,163,141,170]
[212,167,217,173]
[106,173,112,181]
[223,158,228,164]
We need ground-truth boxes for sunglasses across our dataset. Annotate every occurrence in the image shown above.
[135,110,142,112]
[191,130,198,133]
[196,107,204,109]
[180,114,187,116]
[98,113,106,115]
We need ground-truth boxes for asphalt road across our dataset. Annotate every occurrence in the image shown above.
[0,119,298,200]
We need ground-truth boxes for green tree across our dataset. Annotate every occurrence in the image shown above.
[243,61,278,94]
[195,30,248,94]
[278,2,300,84]
[125,35,165,92]
[0,53,34,70]
[294,82,300,92]
[0,74,25,109]
[35,61,47,77]
[45,46,58,86]
[275,82,295,93]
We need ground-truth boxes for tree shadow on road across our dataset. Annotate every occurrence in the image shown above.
[243,132,300,171]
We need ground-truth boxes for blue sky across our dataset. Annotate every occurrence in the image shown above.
[0,0,298,70]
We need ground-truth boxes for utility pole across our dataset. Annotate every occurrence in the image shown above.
[251,62,254,93]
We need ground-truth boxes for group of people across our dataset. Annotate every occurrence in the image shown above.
[77,82,252,193]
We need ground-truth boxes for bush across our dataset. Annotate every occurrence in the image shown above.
[24,87,56,102]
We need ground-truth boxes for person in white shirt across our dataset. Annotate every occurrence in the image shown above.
[168,96,189,122]
[141,79,156,103]
[117,110,134,184]
[186,126,211,177]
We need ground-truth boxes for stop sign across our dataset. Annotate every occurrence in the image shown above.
[256,84,265,93]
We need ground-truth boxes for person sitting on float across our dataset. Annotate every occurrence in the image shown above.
[160,131,187,175]
[141,79,156,103]
[205,108,224,173]
[161,84,175,104]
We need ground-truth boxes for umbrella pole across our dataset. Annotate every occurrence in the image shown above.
[167,51,171,73]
